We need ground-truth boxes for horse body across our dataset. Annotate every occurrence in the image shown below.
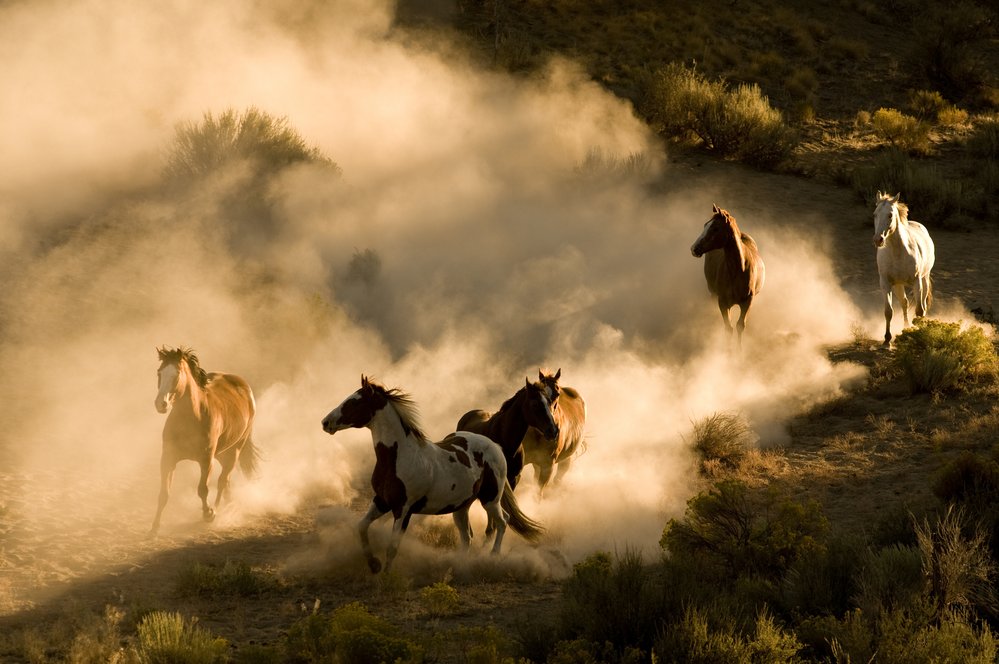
[322,377,544,573]
[456,378,559,491]
[522,369,587,495]
[151,347,258,534]
[873,192,935,345]
[691,205,765,347]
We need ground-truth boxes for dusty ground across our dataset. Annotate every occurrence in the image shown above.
[2,155,998,660]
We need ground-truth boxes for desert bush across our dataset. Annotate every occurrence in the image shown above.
[164,107,338,183]
[782,533,865,618]
[908,2,994,101]
[557,550,665,656]
[134,611,228,664]
[937,106,970,127]
[644,63,797,168]
[688,411,756,471]
[175,560,276,598]
[853,544,925,616]
[284,602,421,664]
[871,108,931,154]
[655,606,802,664]
[891,318,998,394]
[968,115,999,159]
[419,581,460,618]
[916,506,997,619]
[850,148,969,224]
[934,452,999,507]
[661,479,827,581]
[908,90,949,121]
[448,626,514,664]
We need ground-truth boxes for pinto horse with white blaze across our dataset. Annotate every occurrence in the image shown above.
[873,191,935,346]
[691,205,765,348]
[151,347,259,534]
[322,377,544,574]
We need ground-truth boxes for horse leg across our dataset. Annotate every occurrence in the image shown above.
[735,301,752,350]
[535,458,555,498]
[452,508,472,550]
[151,456,176,535]
[718,300,733,336]
[552,456,573,488]
[214,449,237,513]
[916,275,930,318]
[882,287,894,346]
[508,446,525,492]
[385,505,421,573]
[894,283,909,328]
[197,455,215,522]
[484,499,508,555]
[358,502,389,573]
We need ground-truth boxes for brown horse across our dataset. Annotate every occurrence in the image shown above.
[522,369,587,496]
[690,204,766,347]
[151,347,259,534]
[456,378,559,491]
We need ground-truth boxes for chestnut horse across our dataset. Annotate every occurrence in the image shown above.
[456,378,559,491]
[522,369,587,496]
[151,347,258,534]
[873,191,935,346]
[690,204,766,347]
[321,377,544,573]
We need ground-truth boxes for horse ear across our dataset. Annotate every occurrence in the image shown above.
[538,369,544,382]
[554,368,561,381]
[892,192,900,202]
[712,203,720,214]
[525,377,531,389]
[361,374,369,389]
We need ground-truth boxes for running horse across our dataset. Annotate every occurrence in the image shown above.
[321,377,545,573]
[151,347,259,534]
[522,369,587,496]
[690,204,766,348]
[873,191,935,346]
[456,378,559,491]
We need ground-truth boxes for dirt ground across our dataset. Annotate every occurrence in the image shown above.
[2,155,998,659]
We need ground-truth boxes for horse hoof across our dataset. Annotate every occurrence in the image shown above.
[367,557,382,574]
[203,509,216,523]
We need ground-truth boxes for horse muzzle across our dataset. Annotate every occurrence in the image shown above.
[874,235,886,249]
[691,246,703,258]
[321,416,342,435]
[154,397,170,414]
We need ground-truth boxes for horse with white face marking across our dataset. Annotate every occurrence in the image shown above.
[321,376,544,574]
[522,368,587,496]
[873,191,935,346]
[152,346,258,534]
[690,204,766,348]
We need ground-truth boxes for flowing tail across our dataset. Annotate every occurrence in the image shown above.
[239,437,261,478]
[500,480,545,543]
[926,273,933,313]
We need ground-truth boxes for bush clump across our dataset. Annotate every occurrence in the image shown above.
[284,602,421,664]
[688,411,757,471]
[134,611,228,664]
[176,560,276,598]
[645,63,798,168]
[891,318,998,394]
[872,108,932,155]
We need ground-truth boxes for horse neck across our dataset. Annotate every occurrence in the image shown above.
[174,363,206,418]
[369,404,426,450]
[886,213,913,251]
[493,391,530,447]
[720,221,747,271]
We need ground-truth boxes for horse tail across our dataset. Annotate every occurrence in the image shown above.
[925,272,933,313]
[500,480,545,543]
[239,437,261,478]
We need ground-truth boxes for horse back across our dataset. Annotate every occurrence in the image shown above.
[205,372,255,442]
[456,409,490,436]
[703,235,764,306]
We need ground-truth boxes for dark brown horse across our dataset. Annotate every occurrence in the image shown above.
[690,204,766,347]
[151,347,259,534]
[522,369,587,496]
[456,378,559,491]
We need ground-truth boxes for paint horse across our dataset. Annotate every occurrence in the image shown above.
[691,204,766,348]
[873,191,935,346]
[321,377,544,573]
[152,347,259,534]
[522,369,587,496]
[456,378,559,491]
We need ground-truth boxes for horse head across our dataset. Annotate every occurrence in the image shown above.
[524,378,559,441]
[873,192,901,248]
[155,346,186,414]
[322,375,389,435]
[691,204,736,257]
[538,368,561,404]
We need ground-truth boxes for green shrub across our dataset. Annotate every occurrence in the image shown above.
[419,581,460,618]
[688,411,756,470]
[558,550,665,656]
[782,534,865,618]
[908,2,994,100]
[968,116,999,160]
[908,90,949,121]
[661,480,827,581]
[655,606,802,664]
[449,626,513,664]
[891,318,999,394]
[853,544,925,616]
[285,602,421,664]
[135,611,228,664]
[645,63,798,168]
[850,148,969,224]
[872,108,931,154]
[164,107,338,183]
[937,106,969,127]
[176,560,276,598]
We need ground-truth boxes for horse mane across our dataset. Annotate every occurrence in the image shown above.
[896,201,910,222]
[499,380,545,413]
[158,346,210,388]
[365,379,429,444]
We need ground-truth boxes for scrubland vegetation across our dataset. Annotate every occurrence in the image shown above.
[3,1,999,662]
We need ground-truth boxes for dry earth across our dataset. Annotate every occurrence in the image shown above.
[2,155,998,660]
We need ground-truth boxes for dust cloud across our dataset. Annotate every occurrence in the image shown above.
[0,0,869,592]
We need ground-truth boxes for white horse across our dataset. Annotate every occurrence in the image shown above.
[321,376,544,573]
[873,192,935,346]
